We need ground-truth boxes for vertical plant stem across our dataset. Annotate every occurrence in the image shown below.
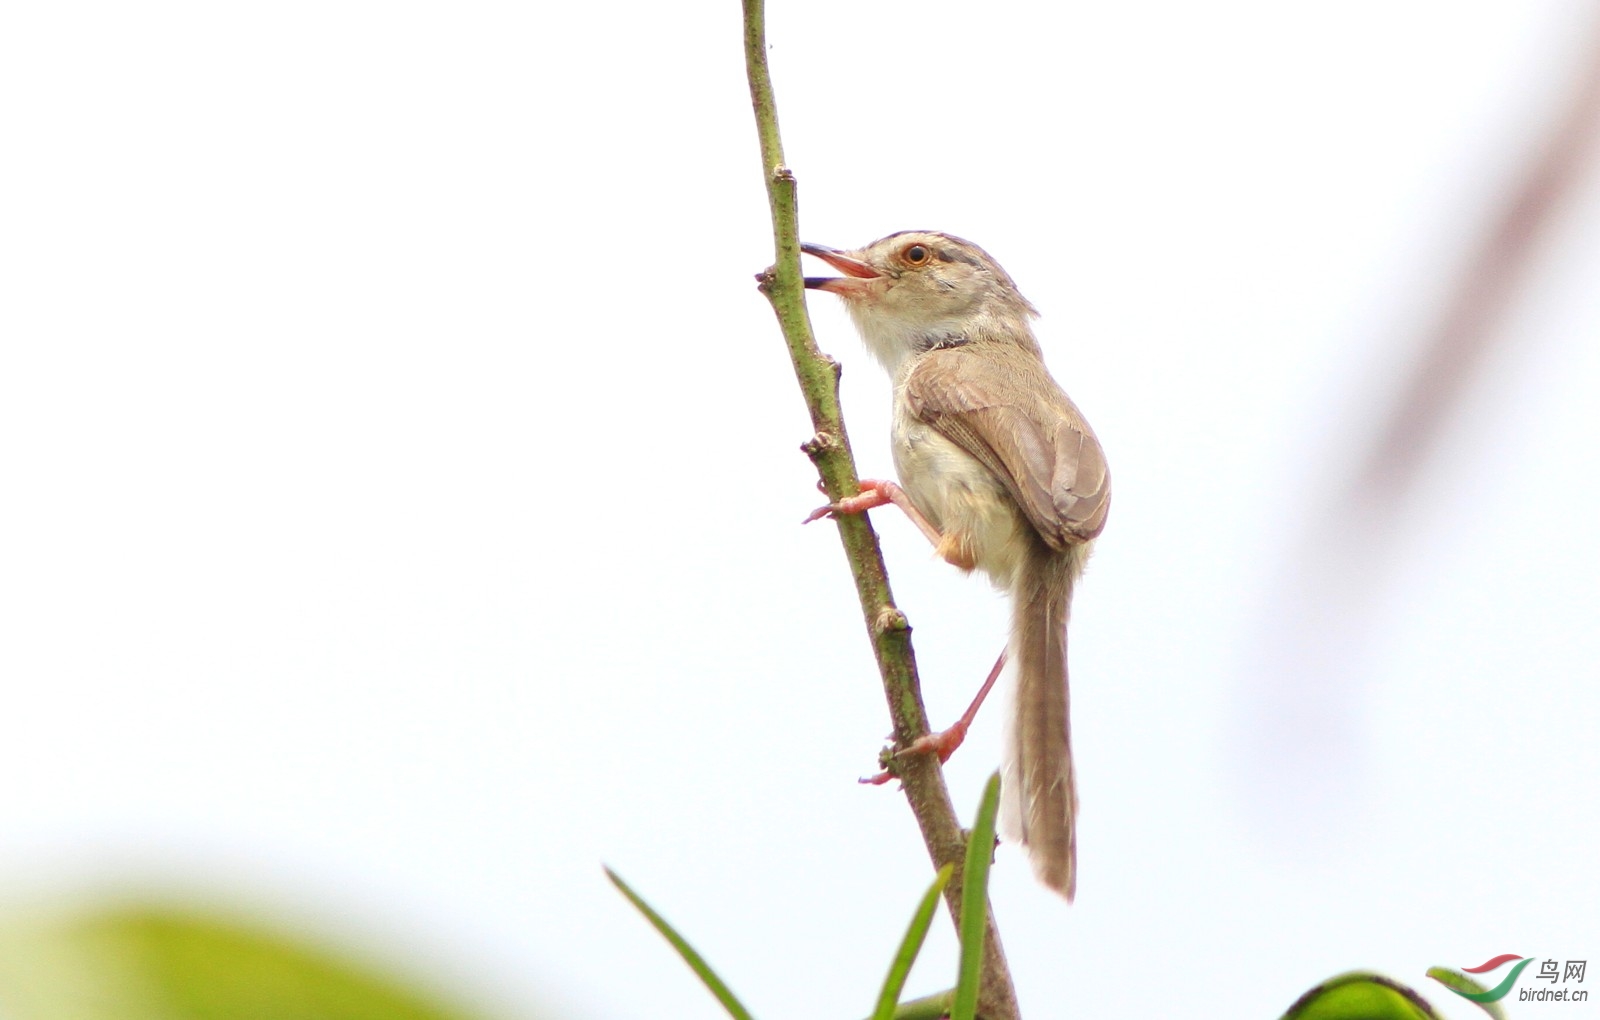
[741,3,1019,1017]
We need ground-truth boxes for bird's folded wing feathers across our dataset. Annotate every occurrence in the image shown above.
[904,345,1110,547]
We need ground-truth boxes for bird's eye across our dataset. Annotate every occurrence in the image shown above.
[903,244,930,265]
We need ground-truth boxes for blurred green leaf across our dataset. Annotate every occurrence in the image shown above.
[604,867,757,1020]
[950,773,1001,1020]
[1279,970,1441,1020]
[868,864,952,1020]
[0,903,483,1020]
[1424,967,1507,1019]
[886,988,955,1020]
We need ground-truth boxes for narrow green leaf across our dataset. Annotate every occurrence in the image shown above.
[889,988,956,1020]
[869,864,954,1020]
[950,773,1002,1020]
[1425,968,1508,1020]
[604,867,758,1020]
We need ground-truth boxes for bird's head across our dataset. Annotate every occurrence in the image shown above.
[802,231,1038,371]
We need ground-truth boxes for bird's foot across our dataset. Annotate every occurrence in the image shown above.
[859,650,1007,786]
[802,478,904,524]
[859,721,973,785]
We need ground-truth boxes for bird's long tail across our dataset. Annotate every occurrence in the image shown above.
[1000,543,1081,900]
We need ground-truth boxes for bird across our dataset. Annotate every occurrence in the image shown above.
[801,231,1109,900]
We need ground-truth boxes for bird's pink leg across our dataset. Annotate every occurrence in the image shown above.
[803,479,943,547]
[804,478,1005,781]
[860,650,1007,785]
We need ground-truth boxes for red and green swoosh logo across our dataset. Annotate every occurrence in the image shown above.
[1445,954,1535,1002]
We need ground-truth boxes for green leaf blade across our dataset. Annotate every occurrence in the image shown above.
[604,867,758,1020]
[1425,967,1510,1019]
[869,864,953,1020]
[951,773,1002,1020]
[886,989,956,1020]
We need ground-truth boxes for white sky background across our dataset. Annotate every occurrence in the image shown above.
[2,1,1598,1018]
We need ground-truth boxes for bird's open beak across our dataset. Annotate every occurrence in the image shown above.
[802,243,881,296]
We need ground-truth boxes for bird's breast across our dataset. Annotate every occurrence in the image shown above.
[891,404,1031,589]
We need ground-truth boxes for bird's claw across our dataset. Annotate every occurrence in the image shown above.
[802,502,843,525]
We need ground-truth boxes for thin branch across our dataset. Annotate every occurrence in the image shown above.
[740,2,1020,1018]
[1349,7,1600,511]
[1239,7,1600,840]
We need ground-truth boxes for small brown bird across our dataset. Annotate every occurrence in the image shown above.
[803,231,1109,900]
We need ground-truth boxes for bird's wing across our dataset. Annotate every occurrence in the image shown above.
[904,344,1110,549]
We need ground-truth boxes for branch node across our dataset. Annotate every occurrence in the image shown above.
[772,164,794,183]
[800,431,839,459]
[873,605,910,634]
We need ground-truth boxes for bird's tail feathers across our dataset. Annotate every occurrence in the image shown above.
[999,544,1079,900]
